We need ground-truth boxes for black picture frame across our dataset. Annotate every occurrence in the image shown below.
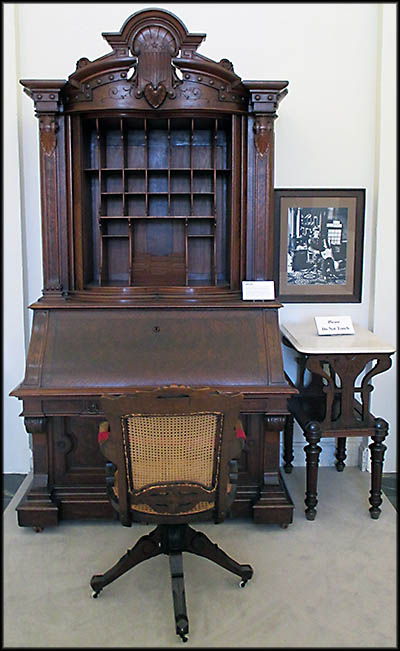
[274,188,365,302]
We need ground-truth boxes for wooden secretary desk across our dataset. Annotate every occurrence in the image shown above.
[11,8,297,531]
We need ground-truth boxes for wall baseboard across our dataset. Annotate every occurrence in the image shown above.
[280,437,365,469]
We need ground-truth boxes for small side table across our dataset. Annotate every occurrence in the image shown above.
[281,322,395,520]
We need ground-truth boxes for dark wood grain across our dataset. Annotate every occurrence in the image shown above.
[11,8,296,530]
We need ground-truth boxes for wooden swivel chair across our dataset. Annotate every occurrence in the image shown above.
[90,386,253,642]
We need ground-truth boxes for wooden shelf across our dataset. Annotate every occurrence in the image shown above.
[84,167,230,172]
[188,234,214,238]
[82,115,231,286]
[98,215,215,220]
[101,234,129,238]
[121,191,216,196]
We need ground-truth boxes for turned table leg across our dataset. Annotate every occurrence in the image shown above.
[283,414,294,473]
[335,437,347,472]
[304,421,322,520]
[369,418,389,519]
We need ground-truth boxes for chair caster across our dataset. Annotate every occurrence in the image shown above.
[176,616,189,643]
[176,617,189,642]
[239,564,253,587]
[90,574,104,597]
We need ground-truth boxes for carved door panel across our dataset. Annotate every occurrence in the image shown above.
[51,416,107,485]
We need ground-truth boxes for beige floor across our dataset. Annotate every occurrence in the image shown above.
[3,467,397,648]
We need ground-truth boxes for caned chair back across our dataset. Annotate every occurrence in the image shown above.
[100,387,243,525]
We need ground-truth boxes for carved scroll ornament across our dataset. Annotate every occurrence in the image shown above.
[39,115,58,156]
[24,417,48,434]
[253,115,274,158]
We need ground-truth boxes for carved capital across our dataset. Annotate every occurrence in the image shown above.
[39,115,58,156]
[20,80,65,113]
[243,81,288,113]
[253,115,274,157]
[24,417,48,434]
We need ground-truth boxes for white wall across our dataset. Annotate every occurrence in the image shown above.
[4,2,396,472]
[370,3,397,470]
[3,4,31,473]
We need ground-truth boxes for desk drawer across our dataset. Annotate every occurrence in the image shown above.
[42,399,84,414]
[22,398,89,416]
[41,399,102,415]
[242,396,289,414]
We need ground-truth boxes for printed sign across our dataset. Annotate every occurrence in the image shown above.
[314,315,355,336]
[242,281,275,301]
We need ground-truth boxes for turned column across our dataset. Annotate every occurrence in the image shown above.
[303,421,322,521]
[283,414,294,473]
[369,418,389,519]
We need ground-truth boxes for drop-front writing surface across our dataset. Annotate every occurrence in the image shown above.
[25,309,286,391]
[12,8,297,530]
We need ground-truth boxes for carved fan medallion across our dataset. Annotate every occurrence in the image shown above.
[131,25,181,107]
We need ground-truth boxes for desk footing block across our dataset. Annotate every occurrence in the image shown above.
[16,483,114,528]
[252,473,294,526]
[16,488,59,530]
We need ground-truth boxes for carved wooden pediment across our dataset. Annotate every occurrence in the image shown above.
[103,9,196,107]
[20,9,289,117]
[61,8,248,112]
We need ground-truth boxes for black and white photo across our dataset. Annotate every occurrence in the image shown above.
[274,189,365,302]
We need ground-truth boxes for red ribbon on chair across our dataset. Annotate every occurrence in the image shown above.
[235,421,246,440]
[98,430,109,443]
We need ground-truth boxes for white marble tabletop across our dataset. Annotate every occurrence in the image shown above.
[281,321,396,355]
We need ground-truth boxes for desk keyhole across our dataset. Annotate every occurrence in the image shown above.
[153,326,160,333]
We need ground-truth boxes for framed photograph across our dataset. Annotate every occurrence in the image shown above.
[274,189,365,302]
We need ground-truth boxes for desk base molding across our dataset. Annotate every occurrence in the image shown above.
[16,474,294,530]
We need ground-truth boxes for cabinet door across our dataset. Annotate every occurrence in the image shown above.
[51,416,107,485]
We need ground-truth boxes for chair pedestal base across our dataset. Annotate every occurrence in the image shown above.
[90,523,253,642]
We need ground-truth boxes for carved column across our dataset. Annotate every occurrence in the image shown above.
[20,81,66,299]
[244,82,288,280]
[252,414,293,527]
[16,416,59,530]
